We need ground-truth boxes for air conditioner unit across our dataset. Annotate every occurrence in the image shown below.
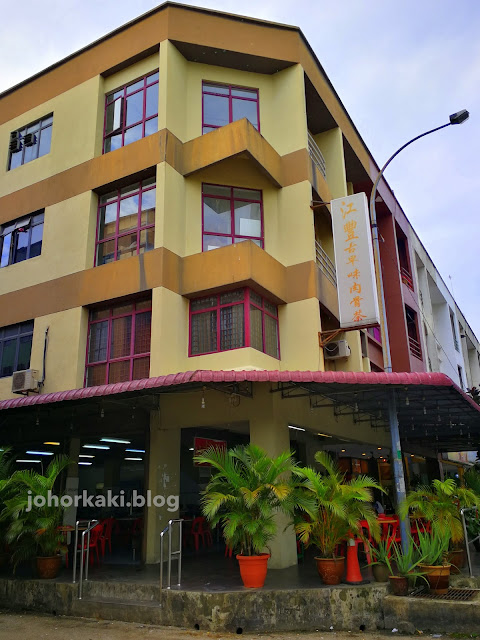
[9,131,22,154]
[23,133,37,147]
[11,369,40,394]
[324,340,351,360]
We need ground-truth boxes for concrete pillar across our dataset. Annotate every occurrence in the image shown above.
[249,385,297,569]
[144,409,181,564]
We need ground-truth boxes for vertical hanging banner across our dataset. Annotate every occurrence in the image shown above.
[331,193,380,329]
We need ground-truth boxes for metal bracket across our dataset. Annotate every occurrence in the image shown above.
[318,324,379,348]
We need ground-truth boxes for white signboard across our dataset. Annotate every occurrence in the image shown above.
[331,193,380,329]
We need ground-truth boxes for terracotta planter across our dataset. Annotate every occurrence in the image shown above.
[372,563,390,582]
[419,563,451,595]
[389,575,408,596]
[36,555,62,579]
[447,549,465,574]
[236,554,270,588]
[315,557,345,585]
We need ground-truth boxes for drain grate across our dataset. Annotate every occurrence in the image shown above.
[410,587,479,602]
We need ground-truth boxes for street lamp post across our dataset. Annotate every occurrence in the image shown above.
[369,110,469,548]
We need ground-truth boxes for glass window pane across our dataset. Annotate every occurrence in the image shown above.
[146,85,158,118]
[220,304,244,351]
[140,187,156,226]
[202,126,217,134]
[233,188,261,201]
[250,306,263,352]
[250,291,262,306]
[203,197,231,234]
[126,79,144,95]
[91,309,110,321]
[110,316,132,359]
[9,149,22,170]
[203,93,229,128]
[32,212,44,224]
[203,84,229,95]
[136,299,152,311]
[191,296,217,311]
[17,335,32,371]
[96,239,115,265]
[41,115,53,127]
[119,194,139,232]
[1,233,12,267]
[220,290,244,304]
[191,310,217,355]
[139,228,154,254]
[105,99,123,135]
[38,125,52,158]
[232,98,258,129]
[145,117,158,137]
[133,356,150,380]
[112,303,134,316]
[88,321,108,363]
[27,121,40,134]
[100,191,117,205]
[134,311,151,354]
[146,72,159,85]
[86,364,106,387]
[4,325,19,337]
[117,233,138,260]
[124,124,143,146]
[202,235,232,252]
[203,184,231,197]
[234,201,261,238]
[23,141,37,164]
[0,339,16,377]
[13,230,29,263]
[126,92,144,127]
[99,203,117,240]
[231,88,257,99]
[264,300,277,316]
[21,321,34,333]
[104,133,122,153]
[108,360,131,384]
[29,223,43,258]
[121,183,140,198]
[264,314,279,358]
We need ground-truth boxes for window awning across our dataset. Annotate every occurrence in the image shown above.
[1,370,479,451]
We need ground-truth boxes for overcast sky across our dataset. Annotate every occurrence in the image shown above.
[1,1,479,338]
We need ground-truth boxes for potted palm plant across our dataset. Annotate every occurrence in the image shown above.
[1,455,72,578]
[416,529,451,594]
[294,451,381,585]
[368,538,392,582]
[0,447,15,567]
[194,444,302,588]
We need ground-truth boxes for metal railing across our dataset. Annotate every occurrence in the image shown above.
[315,240,337,287]
[160,519,183,591]
[72,519,99,599]
[461,507,479,578]
[308,131,327,179]
[408,335,422,360]
[401,267,414,291]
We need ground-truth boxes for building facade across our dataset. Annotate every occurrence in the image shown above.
[0,3,478,569]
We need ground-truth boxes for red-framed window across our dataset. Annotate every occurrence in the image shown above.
[202,82,259,134]
[95,177,155,266]
[85,299,152,387]
[202,184,263,252]
[189,288,279,358]
[103,71,159,154]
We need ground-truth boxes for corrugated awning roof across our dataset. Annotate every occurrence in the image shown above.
[0,370,479,451]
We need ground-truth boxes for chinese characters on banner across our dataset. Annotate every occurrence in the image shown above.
[331,193,380,329]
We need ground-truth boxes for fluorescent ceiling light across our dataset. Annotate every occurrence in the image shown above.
[125,457,142,461]
[16,459,41,463]
[317,433,332,438]
[125,448,145,453]
[79,462,92,466]
[100,438,131,444]
[83,444,110,450]
[26,451,53,456]
[79,454,94,459]
[288,425,305,431]
[44,442,60,446]
[189,447,194,451]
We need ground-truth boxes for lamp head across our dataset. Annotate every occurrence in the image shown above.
[449,109,469,125]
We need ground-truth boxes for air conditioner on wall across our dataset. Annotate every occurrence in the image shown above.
[324,340,351,360]
[11,369,40,394]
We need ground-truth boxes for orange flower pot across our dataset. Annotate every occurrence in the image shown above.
[236,554,270,588]
[315,557,345,585]
[36,555,62,579]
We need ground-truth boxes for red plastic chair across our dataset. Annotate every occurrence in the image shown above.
[189,517,213,551]
[77,523,103,566]
[99,518,115,557]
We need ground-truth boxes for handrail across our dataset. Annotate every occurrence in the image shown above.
[315,239,337,287]
[75,519,99,600]
[308,131,327,179]
[408,335,422,359]
[460,507,479,578]
[160,518,183,591]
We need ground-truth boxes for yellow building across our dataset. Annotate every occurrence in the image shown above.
[1,3,478,571]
